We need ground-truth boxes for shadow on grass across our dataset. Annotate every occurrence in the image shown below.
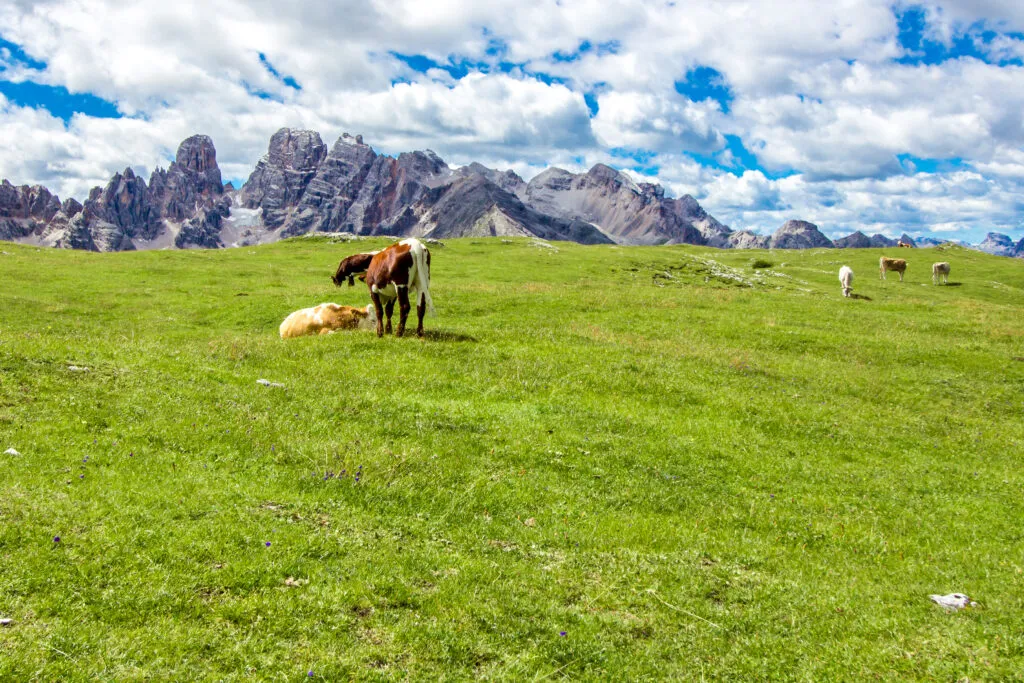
[939,282,962,287]
[422,329,478,343]
[850,293,873,301]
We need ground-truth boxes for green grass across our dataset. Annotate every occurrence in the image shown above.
[1,237,1023,680]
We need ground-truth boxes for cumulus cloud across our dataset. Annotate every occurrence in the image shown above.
[592,91,724,154]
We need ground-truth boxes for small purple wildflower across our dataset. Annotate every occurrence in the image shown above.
[53,536,60,543]
[265,541,272,547]
[129,451,134,457]
[770,494,775,499]
[83,456,89,463]
[79,474,84,479]
[271,445,275,452]
[308,672,314,678]
[559,631,567,637]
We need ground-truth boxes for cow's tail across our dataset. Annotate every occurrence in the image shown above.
[409,240,435,316]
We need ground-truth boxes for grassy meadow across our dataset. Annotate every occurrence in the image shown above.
[1,236,1023,680]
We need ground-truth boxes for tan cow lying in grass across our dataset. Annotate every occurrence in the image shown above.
[279,303,375,339]
[932,261,951,285]
[880,257,908,281]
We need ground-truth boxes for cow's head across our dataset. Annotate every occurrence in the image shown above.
[332,252,376,287]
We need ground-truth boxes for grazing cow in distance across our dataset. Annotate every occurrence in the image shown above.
[932,261,951,285]
[880,256,908,281]
[335,238,434,338]
[897,239,914,248]
[839,266,854,297]
[332,251,379,287]
[279,303,374,339]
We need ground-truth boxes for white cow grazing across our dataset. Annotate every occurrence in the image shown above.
[932,261,951,285]
[838,265,854,298]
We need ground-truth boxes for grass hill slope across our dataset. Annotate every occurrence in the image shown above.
[0,238,1022,680]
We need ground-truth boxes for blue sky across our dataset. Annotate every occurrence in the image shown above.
[1,0,1023,243]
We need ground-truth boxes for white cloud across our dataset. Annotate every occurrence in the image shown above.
[592,91,724,154]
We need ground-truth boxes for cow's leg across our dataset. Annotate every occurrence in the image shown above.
[416,292,425,337]
[384,298,395,335]
[899,271,904,282]
[395,286,411,337]
[370,292,385,338]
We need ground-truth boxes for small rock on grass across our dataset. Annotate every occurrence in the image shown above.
[256,379,286,389]
[930,593,978,610]
[4,448,20,456]
[0,618,12,626]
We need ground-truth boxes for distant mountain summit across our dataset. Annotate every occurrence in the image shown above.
[524,163,721,245]
[976,232,1021,257]
[2,129,1021,255]
[769,220,833,249]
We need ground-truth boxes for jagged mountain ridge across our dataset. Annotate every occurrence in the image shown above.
[2,128,1022,256]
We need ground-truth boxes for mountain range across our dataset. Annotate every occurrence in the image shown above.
[2,130,1022,258]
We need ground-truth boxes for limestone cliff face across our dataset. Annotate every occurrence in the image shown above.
[406,174,613,244]
[0,181,60,240]
[727,230,770,249]
[240,128,327,228]
[524,164,709,245]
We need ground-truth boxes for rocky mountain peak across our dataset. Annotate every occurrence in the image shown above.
[267,128,327,169]
[977,232,1018,257]
[454,162,524,196]
[241,127,328,227]
[769,220,833,249]
[834,230,873,248]
[175,135,219,175]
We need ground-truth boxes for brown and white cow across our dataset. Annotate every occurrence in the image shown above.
[335,238,434,337]
[932,261,951,285]
[897,239,914,248]
[279,303,375,339]
[880,256,908,281]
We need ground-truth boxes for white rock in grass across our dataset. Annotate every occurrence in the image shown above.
[0,618,12,626]
[4,448,20,456]
[256,379,286,389]
[930,593,977,610]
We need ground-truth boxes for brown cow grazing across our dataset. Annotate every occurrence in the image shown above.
[331,251,378,287]
[932,261,951,285]
[897,239,914,248]
[336,238,434,338]
[279,303,375,339]
[880,256,908,281]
